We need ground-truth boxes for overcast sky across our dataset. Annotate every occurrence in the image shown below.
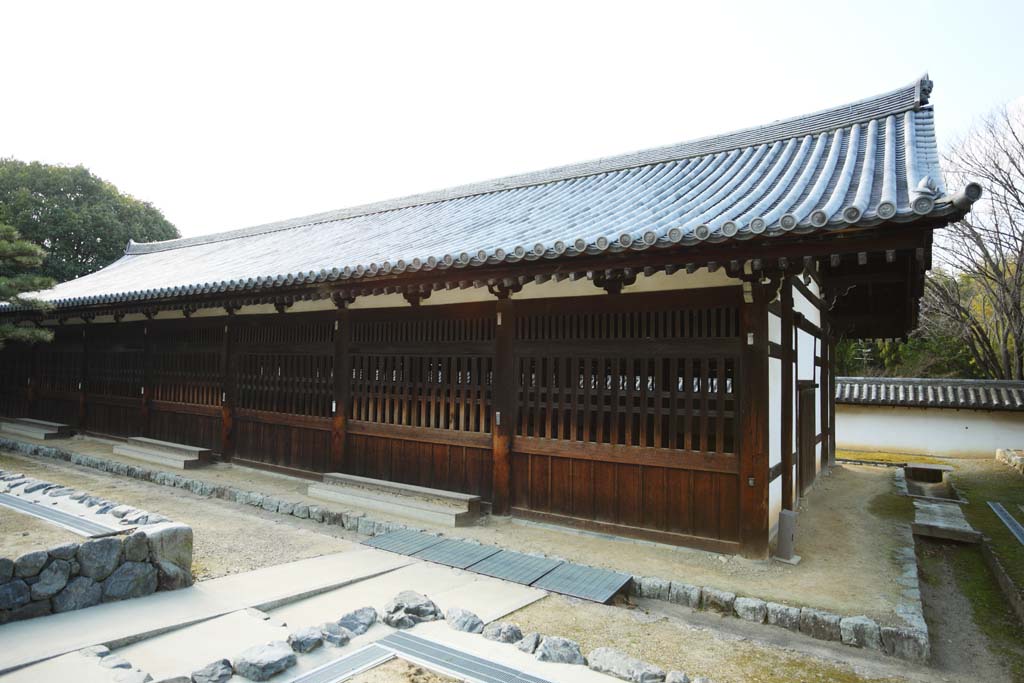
[2,0,1022,240]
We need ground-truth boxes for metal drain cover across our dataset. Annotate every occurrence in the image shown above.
[413,539,502,569]
[362,529,446,556]
[0,493,123,537]
[465,550,562,585]
[530,561,631,603]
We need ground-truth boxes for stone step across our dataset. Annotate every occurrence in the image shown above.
[112,444,203,470]
[308,479,479,528]
[321,473,481,512]
[125,436,212,459]
[912,499,982,543]
[16,418,75,436]
[0,421,66,440]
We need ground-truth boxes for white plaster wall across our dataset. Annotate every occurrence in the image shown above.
[768,312,781,345]
[836,404,1024,457]
[793,280,821,326]
[768,356,782,543]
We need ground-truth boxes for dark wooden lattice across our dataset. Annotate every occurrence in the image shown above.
[151,324,223,407]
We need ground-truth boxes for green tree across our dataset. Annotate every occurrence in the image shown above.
[0,159,179,282]
[0,222,53,346]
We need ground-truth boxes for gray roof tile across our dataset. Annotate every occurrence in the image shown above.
[836,377,1024,412]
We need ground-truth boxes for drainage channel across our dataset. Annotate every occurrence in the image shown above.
[0,492,124,538]
[293,633,555,683]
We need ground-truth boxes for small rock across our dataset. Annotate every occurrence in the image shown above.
[102,562,158,602]
[383,591,442,629]
[666,673,691,683]
[483,622,523,643]
[637,576,671,601]
[733,597,767,623]
[191,658,233,683]
[110,505,135,518]
[123,532,150,562]
[292,503,309,519]
[287,626,323,653]
[114,670,153,683]
[247,492,264,507]
[0,579,30,610]
[100,655,133,669]
[14,551,48,578]
[320,622,353,646]
[700,588,735,615]
[765,602,801,631]
[800,608,842,641]
[587,647,665,682]
[77,537,123,581]
[31,559,71,600]
[49,542,80,561]
[667,583,701,609]
[261,497,281,512]
[337,606,377,635]
[79,645,111,658]
[53,576,103,612]
[535,636,585,665]
[277,501,295,516]
[840,616,883,650]
[233,641,297,681]
[516,632,542,654]
[445,607,484,633]
[308,505,324,523]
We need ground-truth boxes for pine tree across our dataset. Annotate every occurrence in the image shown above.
[0,222,54,347]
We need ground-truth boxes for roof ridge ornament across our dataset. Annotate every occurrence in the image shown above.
[916,74,933,106]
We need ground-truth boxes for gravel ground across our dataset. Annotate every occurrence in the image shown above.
[0,505,79,557]
[349,659,458,683]
[0,450,356,580]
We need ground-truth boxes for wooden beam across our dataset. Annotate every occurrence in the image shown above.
[491,298,515,515]
[739,281,770,559]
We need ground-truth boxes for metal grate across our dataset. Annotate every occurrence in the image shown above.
[412,539,502,569]
[363,529,446,556]
[0,493,122,538]
[988,501,1024,546]
[530,562,631,604]
[379,631,555,683]
[289,644,394,683]
[465,550,562,585]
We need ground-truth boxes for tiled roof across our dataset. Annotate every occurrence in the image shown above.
[28,75,980,310]
[836,377,1024,412]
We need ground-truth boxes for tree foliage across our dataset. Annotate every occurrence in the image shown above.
[922,105,1024,380]
[0,159,179,282]
[0,222,53,347]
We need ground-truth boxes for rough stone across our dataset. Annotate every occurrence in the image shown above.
[308,505,324,523]
[700,588,736,615]
[765,602,801,631]
[14,551,48,578]
[79,645,111,657]
[110,505,135,518]
[320,622,353,646]
[5,599,51,621]
[292,503,309,519]
[356,517,376,536]
[78,537,123,581]
[190,658,233,683]
[667,583,701,609]
[516,632,542,654]
[799,608,842,641]
[247,492,264,507]
[114,670,153,683]
[383,591,442,629]
[483,621,523,643]
[49,542,80,561]
[156,559,192,591]
[261,497,281,513]
[31,559,71,600]
[880,626,929,663]
[445,607,484,633]
[337,606,378,635]
[102,562,158,602]
[0,557,13,582]
[0,579,30,610]
[587,647,665,682]
[733,597,767,623]
[287,626,323,653]
[146,523,193,574]
[277,501,295,516]
[53,576,102,612]
[342,511,363,530]
[535,636,586,665]
[637,576,671,601]
[233,641,297,681]
[124,532,150,562]
[840,616,883,650]
[100,655,133,669]
[665,673,691,683]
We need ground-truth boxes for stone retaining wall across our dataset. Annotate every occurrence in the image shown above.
[996,448,1024,475]
[0,467,193,625]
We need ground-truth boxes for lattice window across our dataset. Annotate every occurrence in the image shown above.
[235,320,334,346]
[350,354,493,432]
[516,307,740,342]
[151,351,221,405]
[89,350,143,398]
[515,354,738,454]
[236,353,333,417]
[351,316,495,345]
[37,348,83,393]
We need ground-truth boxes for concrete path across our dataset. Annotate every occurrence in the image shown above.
[0,548,412,675]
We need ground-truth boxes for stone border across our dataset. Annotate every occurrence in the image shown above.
[0,436,929,661]
[996,448,1024,476]
[0,468,193,625]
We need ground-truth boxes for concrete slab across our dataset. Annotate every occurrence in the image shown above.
[0,548,412,674]
[1,650,127,683]
[912,499,982,543]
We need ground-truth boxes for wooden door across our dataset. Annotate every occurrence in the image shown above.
[797,381,817,497]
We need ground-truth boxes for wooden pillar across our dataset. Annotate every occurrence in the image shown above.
[739,280,769,559]
[140,323,152,437]
[780,279,794,511]
[25,342,39,418]
[78,326,88,430]
[819,324,830,471]
[491,297,515,516]
[330,306,352,473]
[220,318,235,459]
[827,333,837,467]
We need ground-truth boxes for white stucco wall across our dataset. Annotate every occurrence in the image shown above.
[768,356,782,543]
[836,404,1024,457]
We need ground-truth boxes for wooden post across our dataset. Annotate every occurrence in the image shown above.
[827,333,837,467]
[330,306,352,473]
[739,280,769,559]
[780,279,794,511]
[819,324,830,472]
[140,323,152,437]
[220,318,235,459]
[491,297,515,516]
[78,326,88,431]
[25,342,39,418]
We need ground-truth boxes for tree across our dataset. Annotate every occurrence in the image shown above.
[0,222,53,347]
[0,160,179,282]
[923,105,1024,380]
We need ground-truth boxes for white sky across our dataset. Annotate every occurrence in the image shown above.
[1,0,1022,240]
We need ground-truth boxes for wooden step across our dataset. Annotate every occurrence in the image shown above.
[310,473,481,527]
[112,444,204,470]
[125,436,212,460]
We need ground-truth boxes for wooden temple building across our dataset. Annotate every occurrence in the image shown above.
[0,76,980,558]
